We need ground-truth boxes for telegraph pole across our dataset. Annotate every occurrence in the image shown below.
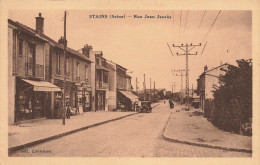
[150,78,151,101]
[136,77,138,92]
[143,74,146,100]
[154,81,155,99]
[62,11,67,125]
[172,43,201,110]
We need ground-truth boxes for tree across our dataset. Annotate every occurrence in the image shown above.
[213,59,252,134]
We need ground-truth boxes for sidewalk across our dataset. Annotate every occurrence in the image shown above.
[9,102,160,153]
[162,103,252,153]
[8,111,138,153]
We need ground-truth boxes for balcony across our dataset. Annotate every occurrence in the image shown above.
[27,63,44,78]
[66,71,70,78]
[96,82,108,90]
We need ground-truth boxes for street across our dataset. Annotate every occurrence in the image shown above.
[10,102,251,157]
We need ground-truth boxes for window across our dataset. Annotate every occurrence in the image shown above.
[101,60,106,67]
[12,31,16,75]
[56,53,60,75]
[95,58,99,65]
[85,65,88,82]
[104,72,108,83]
[66,57,69,73]
[18,38,23,57]
[76,62,80,78]
[27,44,35,77]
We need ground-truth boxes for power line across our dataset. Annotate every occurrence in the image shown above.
[172,10,174,42]
[201,10,221,43]
[184,11,189,42]
[184,11,189,33]
[200,41,208,55]
[192,10,206,42]
[167,43,174,56]
[179,10,182,42]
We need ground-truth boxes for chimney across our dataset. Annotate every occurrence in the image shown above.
[58,36,67,46]
[36,13,44,34]
[204,65,208,72]
[82,44,92,58]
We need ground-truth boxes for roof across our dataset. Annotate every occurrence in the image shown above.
[8,19,92,63]
[106,63,116,71]
[108,60,127,71]
[8,19,48,42]
[125,74,132,78]
[198,63,231,78]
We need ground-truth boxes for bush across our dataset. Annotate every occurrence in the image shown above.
[213,59,252,135]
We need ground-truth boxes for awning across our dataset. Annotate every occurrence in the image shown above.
[22,79,61,92]
[118,90,139,102]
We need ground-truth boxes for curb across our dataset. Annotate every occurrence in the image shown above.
[8,112,139,155]
[152,103,160,108]
[162,112,252,153]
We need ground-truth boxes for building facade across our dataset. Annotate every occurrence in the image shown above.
[8,15,61,124]
[48,39,92,118]
[197,64,229,111]
[8,13,93,124]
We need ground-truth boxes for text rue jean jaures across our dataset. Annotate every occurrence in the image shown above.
[89,14,172,19]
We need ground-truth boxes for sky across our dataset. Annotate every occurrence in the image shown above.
[8,10,252,92]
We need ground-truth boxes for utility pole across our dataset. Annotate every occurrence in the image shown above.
[192,83,194,97]
[170,82,177,93]
[154,81,155,99]
[62,11,67,125]
[150,78,151,101]
[172,43,201,110]
[143,74,146,101]
[136,77,138,93]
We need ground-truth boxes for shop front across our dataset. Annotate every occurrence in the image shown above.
[53,79,78,118]
[82,83,92,112]
[15,78,61,122]
[117,90,139,111]
[96,90,106,111]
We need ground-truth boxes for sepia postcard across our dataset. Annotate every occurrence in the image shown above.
[0,0,260,165]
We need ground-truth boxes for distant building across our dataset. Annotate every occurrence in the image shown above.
[197,64,230,111]
[107,61,138,111]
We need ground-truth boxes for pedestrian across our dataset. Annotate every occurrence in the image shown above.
[169,99,172,108]
[66,102,71,119]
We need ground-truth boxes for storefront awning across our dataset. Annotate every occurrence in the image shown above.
[118,90,139,102]
[22,79,61,92]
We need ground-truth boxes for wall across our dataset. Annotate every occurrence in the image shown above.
[89,49,95,111]
[205,65,227,99]
[8,26,15,124]
[107,62,116,111]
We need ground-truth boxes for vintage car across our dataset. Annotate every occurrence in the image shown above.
[137,101,152,113]
[192,98,200,109]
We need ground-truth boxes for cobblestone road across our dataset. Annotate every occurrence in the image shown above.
[10,102,251,157]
